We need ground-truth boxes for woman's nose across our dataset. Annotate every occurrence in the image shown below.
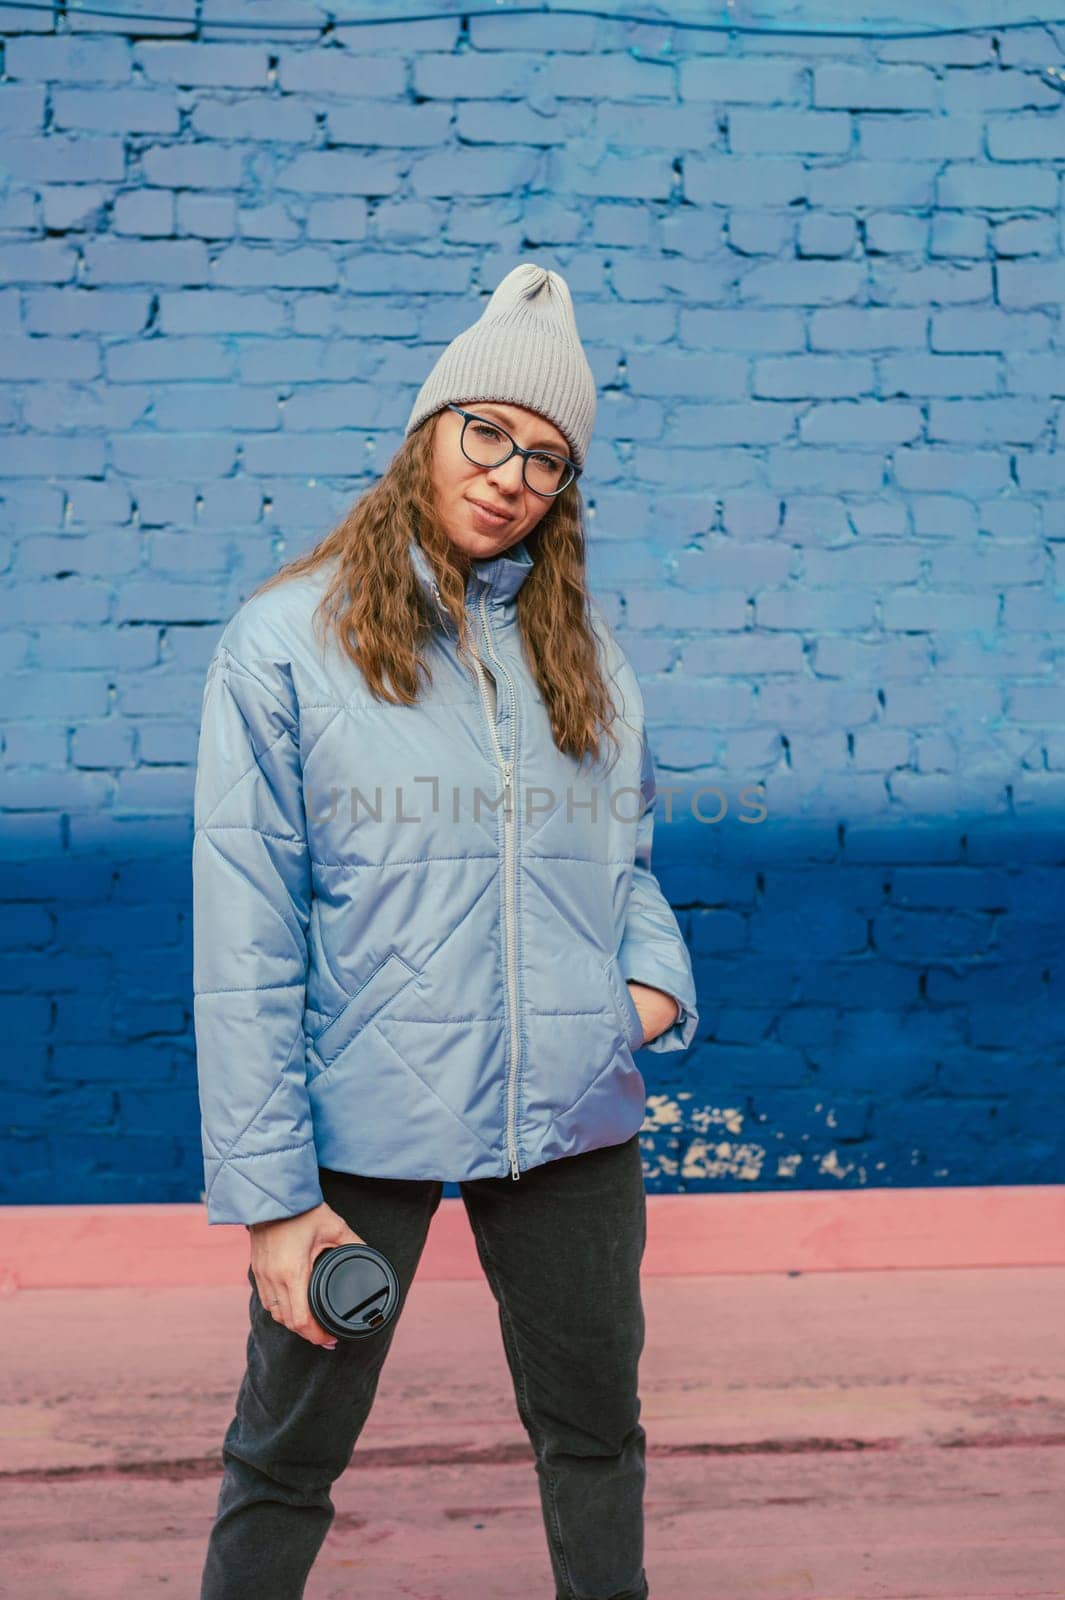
[485,455,525,494]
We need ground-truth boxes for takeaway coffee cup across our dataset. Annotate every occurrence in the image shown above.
[308,1242,401,1341]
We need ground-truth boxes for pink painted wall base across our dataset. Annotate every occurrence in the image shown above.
[2,1185,1063,1291]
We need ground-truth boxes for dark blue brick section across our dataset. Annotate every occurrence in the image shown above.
[1,9,1063,1207]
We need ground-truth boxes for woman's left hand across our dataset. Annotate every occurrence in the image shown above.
[625,981,681,1047]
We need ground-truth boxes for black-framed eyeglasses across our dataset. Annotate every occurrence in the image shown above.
[447,404,580,498]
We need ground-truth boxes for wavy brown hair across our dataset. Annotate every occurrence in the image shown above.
[250,410,621,771]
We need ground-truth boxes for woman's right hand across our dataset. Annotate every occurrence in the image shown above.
[249,1201,368,1349]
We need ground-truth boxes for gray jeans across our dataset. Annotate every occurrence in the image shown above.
[199,1132,651,1600]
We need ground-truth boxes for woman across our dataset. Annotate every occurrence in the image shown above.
[194,262,698,1600]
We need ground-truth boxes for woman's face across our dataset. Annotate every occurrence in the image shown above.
[430,400,573,570]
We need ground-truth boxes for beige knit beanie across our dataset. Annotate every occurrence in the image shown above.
[404,262,597,469]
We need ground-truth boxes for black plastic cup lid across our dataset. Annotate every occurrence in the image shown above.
[308,1243,400,1340]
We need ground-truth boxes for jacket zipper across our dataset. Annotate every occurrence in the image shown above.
[432,581,522,1180]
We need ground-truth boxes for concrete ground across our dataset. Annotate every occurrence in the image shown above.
[1,1257,1063,1599]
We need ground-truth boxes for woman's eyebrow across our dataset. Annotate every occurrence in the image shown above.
[474,405,566,454]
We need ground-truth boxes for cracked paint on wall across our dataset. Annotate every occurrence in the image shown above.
[640,1098,894,1188]
[641,1094,766,1183]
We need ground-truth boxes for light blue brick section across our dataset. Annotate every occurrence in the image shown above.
[1,9,1063,1206]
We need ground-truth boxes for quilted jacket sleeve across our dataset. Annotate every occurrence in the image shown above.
[193,642,325,1226]
[617,725,699,1054]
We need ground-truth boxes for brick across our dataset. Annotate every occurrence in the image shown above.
[859,114,979,161]
[0,333,100,377]
[942,68,1060,113]
[52,87,179,134]
[866,213,927,254]
[682,633,805,675]
[72,723,136,768]
[211,245,337,289]
[929,212,987,257]
[105,332,236,376]
[0,240,76,284]
[82,239,209,286]
[191,97,316,142]
[882,589,999,631]
[997,260,1065,309]
[683,307,804,352]
[800,402,922,445]
[728,211,792,256]
[908,496,972,540]
[540,51,665,100]
[154,286,281,334]
[797,213,857,258]
[809,307,925,350]
[881,355,999,398]
[178,193,238,238]
[938,162,1058,209]
[814,64,937,110]
[673,403,796,446]
[39,186,109,232]
[109,434,237,479]
[0,437,106,477]
[928,399,1050,446]
[988,113,1065,161]
[112,189,175,236]
[1,134,125,183]
[993,216,1056,256]
[545,150,672,201]
[931,308,1053,352]
[140,143,244,188]
[680,58,806,104]
[134,41,269,88]
[729,108,850,155]
[869,260,991,304]
[893,448,1011,493]
[278,148,407,195]
[756,587,877,629]
[740,260,864,305]
[0,84,46,131]
[768,448,885,492]
[5,35,130,81]
[686,156,806,207]
[807,161,934,207]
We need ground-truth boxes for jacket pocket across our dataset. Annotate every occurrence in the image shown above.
[308,950,420,1073]
[603,954,645,1053]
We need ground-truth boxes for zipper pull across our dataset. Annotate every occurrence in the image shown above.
[510,1149,520,1181]
[430,581,451,628]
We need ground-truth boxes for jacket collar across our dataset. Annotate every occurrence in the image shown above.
[408,533,534,618]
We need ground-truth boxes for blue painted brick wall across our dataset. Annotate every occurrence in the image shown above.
[1,5,1064,1208]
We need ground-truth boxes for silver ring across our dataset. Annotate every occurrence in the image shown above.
[267,1297,281,1306]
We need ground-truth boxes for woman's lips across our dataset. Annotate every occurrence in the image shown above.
[468,498,511,529]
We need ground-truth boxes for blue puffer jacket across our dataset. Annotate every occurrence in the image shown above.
[193,533,698,1225]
